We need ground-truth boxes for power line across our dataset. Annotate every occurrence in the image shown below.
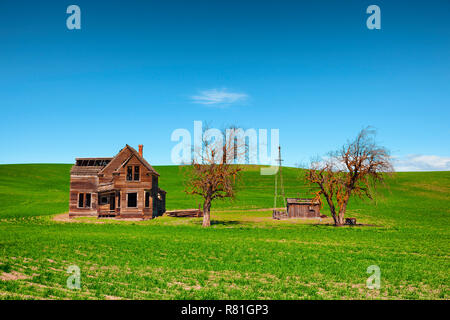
[273,146,286,210]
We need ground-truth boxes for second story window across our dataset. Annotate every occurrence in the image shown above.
[126,165,140,181]
[127,166,133,181]
[134,166,140,181]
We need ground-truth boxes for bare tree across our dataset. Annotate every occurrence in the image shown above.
[305,127,393,226]
[184,126,246,227]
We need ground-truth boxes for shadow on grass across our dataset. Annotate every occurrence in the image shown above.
[192,220,243,226]
[312,223,381,228]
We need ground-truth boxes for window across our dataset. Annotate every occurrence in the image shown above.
[126,166,140,181]
[127,166,133,181]
[78,193,91,208]
[100,196,108,205]
[145,191,150,208]
[127,193,137,208]
[134,166,140,181]
[85,193,91,208]
[78,193,84,208]
[117,192,121,208]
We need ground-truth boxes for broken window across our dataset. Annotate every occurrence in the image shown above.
[127,166,133,181]
[134,166,140,181]
[145,191,150,208]
[85,193,91,208]
[100,196,108,205]
[127,193,137,208]
[78,193,84,208]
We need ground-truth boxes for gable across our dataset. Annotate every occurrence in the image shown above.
[117,153,152,176]
[99,145,159,177]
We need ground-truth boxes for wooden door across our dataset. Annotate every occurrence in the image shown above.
[110,194,115,211]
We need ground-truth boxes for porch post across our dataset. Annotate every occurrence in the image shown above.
[97,192,101,217]
[115,191,120,215]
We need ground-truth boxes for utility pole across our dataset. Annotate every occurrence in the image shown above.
[273,146,286,211]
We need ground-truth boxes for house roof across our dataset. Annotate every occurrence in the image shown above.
[70,166,104,176]
[98,182,115,193]
[124,145,159,176]
[71,145,159,177]
[75,158,113,161]
[99,145,159,176]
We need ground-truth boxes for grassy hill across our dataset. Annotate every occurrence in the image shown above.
[0,164,448,299]
[0,164,318,217]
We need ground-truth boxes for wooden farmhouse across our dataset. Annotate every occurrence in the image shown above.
[69,145,166,219]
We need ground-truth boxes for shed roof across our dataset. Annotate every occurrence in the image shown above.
[286,198,319,205]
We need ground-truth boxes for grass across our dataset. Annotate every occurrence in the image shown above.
[0,164,448,299]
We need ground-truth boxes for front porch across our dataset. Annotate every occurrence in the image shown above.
[97,189,120,218]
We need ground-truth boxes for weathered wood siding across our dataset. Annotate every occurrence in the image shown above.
[69,175,98,216]
[112,155,153,218]
[69,145,165,219]
[287,203,320,218]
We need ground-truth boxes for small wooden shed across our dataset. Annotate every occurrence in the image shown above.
[286,198,321,218]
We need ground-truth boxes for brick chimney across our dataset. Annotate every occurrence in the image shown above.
[138,144,143,158]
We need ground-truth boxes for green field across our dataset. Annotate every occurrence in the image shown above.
[0,164,448,299]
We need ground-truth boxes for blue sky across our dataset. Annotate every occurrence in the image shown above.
[0,0,449,170]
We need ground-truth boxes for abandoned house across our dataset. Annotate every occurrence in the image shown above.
[69,144,166,219]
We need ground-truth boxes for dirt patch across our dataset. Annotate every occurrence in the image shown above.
[317,223,381,227]
[168,281,202,291]
[0,271,32,281]
[212,208,284,213]
[53,213,144,223]
[53,213,77,223]
[105,295,122,300]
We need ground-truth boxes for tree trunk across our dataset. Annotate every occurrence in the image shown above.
[336,194,350,226]
[202,197,212,227]
[336,214,345,226]
[337,206,347,226]
[332,213,339,226]
[323,193,340,226]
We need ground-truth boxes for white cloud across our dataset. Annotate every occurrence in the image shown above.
[394,154,450,172]
[190,88,248,106]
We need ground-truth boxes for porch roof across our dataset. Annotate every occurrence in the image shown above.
[98,182,115,193]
